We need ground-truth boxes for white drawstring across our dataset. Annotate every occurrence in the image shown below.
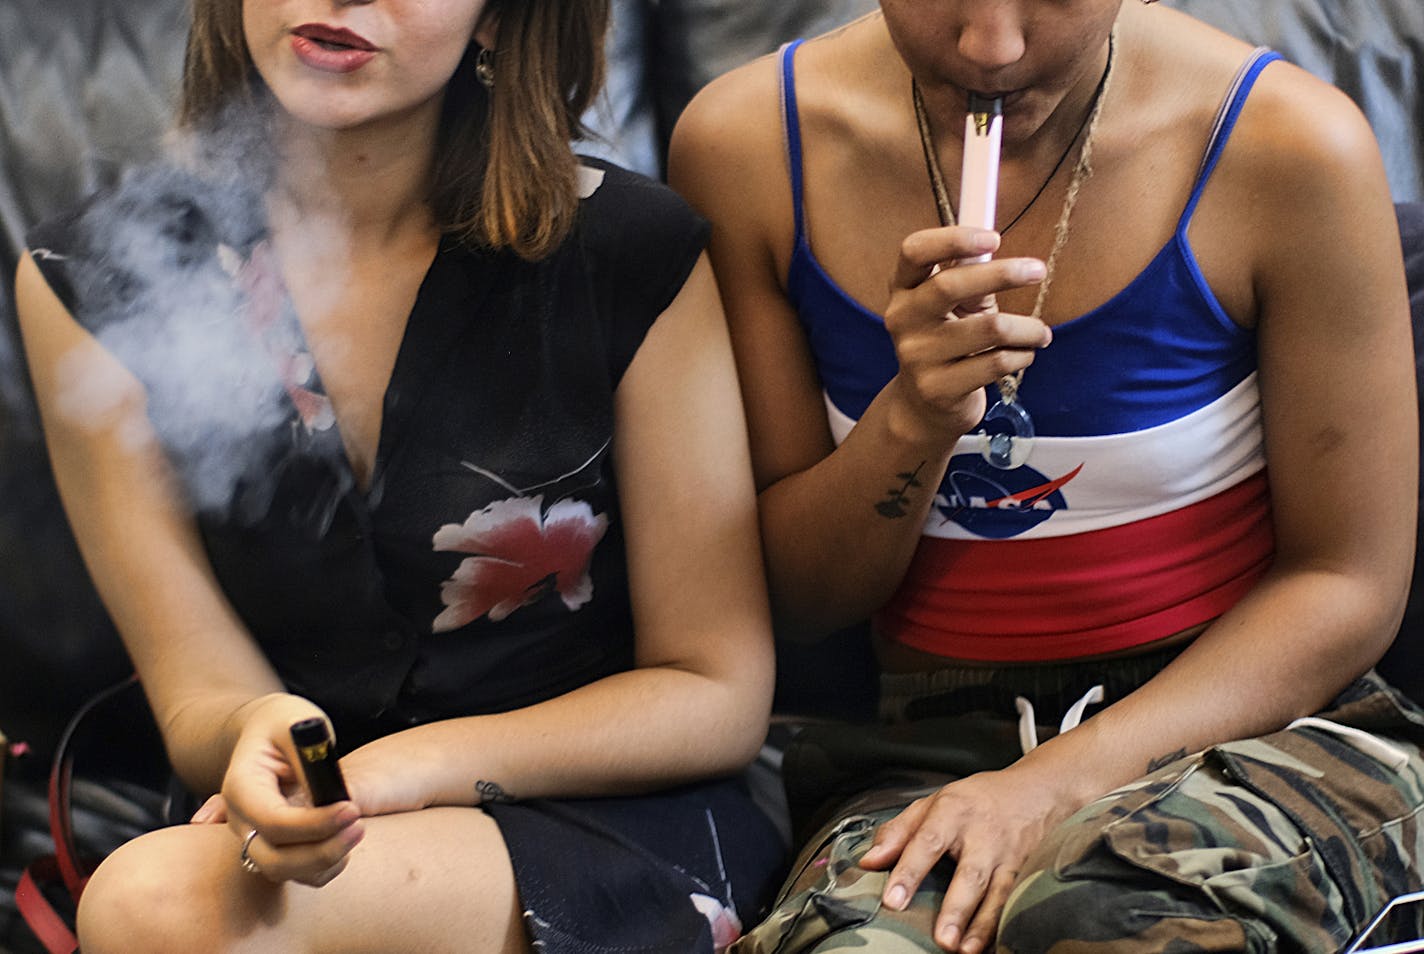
[1286,716,1411,773]
[1013,697,1039,754]
[1014,684,1105,755]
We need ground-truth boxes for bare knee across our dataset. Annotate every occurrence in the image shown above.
[77,825,263,954]
[78,831,180,953]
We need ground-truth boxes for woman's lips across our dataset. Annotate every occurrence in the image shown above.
[290,23,378,74]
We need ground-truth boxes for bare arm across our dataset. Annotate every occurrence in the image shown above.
[669,61,1049,640]
[14,252,307,794]
[340,255,777,810]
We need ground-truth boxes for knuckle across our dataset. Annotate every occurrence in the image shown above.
[909,370,949,407]
[883,300,911,332]
[934,928,968,951]
[893,334,928,367]
[956,864,989,888]
[983,310,1013,338]
[932,268,965,300]
[931,785,970,810]
[984,350,1019,377]
[910,827,949,855]
[321,840,352,867]
[895,368,928,404]
[905,797,935,821]
[900,233,929,262]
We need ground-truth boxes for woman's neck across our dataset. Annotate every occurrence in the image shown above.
[267,111,440,246]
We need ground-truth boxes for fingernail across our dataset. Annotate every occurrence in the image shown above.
[335,804,361,826]
[974,231,1000,253]
[939,924,961,950]
[1020,259,1047,280]
[886,884,908,910]
[189,806,211,824]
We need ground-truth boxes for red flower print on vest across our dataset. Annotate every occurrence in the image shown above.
[431,495,609,632]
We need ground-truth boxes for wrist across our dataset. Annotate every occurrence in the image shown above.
[228,692,325,745]
[344,720,493,813]
[880,375,980,451]
[1009,731,1122,819]
[1021,715,1167,813]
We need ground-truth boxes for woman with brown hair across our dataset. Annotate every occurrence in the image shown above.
[671,0,1424,950]
[15,0,784,950]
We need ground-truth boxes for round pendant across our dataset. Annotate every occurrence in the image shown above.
[980,399,1035,469]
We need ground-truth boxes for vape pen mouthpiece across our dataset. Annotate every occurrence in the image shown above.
[967,93,1005,118]
[290,717,350,806]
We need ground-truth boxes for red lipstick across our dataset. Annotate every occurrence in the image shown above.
[291,23,378,74]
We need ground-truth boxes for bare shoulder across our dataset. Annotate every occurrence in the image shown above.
[1133,3,1380,190]
[667,50,784,200]
[1200,51,1388,271]
[1235,63,1382,197]
[668,12,886,209]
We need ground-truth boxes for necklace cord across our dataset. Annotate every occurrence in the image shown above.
[914,27,1118,402]
[916,80,1087,237]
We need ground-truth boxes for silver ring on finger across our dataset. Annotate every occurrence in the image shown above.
[239,828,263,875]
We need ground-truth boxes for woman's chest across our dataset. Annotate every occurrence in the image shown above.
[198,257,625,640]
[283,243,437,491]
[796,120,1258,327]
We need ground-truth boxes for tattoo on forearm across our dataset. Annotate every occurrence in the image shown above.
[875,462,927,518]
[474,780,513,804]
[1146,748,1188,773]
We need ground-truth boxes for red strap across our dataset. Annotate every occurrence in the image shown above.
[19,674,143,951]
[15,858,80,954]
[46,675,139,901]
[49,745,90,899]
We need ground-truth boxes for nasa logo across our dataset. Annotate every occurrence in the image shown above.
[935,454,1084,539]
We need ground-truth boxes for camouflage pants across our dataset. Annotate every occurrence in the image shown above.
[731,673,1424,953]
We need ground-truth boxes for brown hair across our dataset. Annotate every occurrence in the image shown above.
[177,0,608,261]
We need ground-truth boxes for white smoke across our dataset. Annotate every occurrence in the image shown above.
[45,102,356,519]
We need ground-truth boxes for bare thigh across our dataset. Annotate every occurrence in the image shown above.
[77,807,529,954]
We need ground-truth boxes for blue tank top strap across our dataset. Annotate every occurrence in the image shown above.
[779,39,808,245]
[1178,47,1282,228]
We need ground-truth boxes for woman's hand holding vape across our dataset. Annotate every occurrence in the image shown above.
[879,91,1052,449]
[880,227,1049,447]
[192,695,364,887]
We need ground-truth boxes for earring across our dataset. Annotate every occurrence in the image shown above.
[475,48,495,88]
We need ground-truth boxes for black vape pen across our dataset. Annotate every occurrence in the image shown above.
[290,717,350,806]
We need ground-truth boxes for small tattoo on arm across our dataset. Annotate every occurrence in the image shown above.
[875,462,927,518]
[474,780,513,804]
[1146,748,1188,773]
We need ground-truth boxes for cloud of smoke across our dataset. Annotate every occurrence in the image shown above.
[45,99,354,521]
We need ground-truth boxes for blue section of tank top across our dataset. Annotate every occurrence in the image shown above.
[779,40,1280,438]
